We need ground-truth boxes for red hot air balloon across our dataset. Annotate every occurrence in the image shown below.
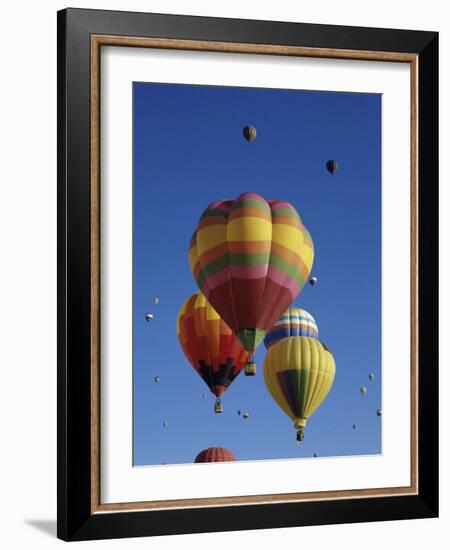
[194,447,236,463]
[177,292,249,413]
[189,192,314,375]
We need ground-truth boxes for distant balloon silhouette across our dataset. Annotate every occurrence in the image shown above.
[360,386,367,396]
[243,125,257,142]
[145,313,154,321]
[326,160,338,174]
[376,409,382,417]
[309,276,318,286]
[369,373,375,381]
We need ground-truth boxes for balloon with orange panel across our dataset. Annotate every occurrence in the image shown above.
[177,292,249,413]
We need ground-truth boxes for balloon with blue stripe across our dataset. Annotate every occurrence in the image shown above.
[264,308,319,350]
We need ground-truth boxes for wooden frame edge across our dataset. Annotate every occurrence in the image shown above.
[89,34,419,514]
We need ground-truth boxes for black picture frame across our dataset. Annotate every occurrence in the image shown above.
[57,7,438,541]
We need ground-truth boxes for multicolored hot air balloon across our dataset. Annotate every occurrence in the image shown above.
[264,308,319,350]
[177,292,249,412]
[189,192,314,375]
[194,447,236,463]
[264,336,335,441]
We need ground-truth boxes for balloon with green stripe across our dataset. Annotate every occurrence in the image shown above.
[189,192,314,375]
[263,336,335,441]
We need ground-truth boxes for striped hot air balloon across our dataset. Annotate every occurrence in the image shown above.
[177,292,249,412]
[189,192,314,375]
[264,308,319,350]
[194,447,236,463]
[264,336,335,441]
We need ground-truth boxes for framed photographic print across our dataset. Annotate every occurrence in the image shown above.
[57,8,438,541]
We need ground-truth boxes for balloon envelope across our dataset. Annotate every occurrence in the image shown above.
[177,292,249,399]
[243,125,257,142]
[189,192,314,353]
[195,447,236,463]
[264,336,335,435]
[326,160,338,174]
[264,307,319,349]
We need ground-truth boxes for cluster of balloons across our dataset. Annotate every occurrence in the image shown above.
[263,308,335,442]
[176,191,336,444]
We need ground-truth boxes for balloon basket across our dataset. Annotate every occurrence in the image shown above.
[214,400,223,414]
[244,362,257,376]
[296,430,305,442]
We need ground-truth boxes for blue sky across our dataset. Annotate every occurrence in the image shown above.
[133,82,381,466]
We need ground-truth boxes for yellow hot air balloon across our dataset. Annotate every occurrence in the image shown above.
[263,336,335,441]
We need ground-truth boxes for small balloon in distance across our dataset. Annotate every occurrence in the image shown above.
[368,373,375,381]
[243,125,257,142]
[242,412,249,420]
[376,409,382,417]
[162,421,168,428]
[309,276,318,286]
[145,313,154,321]
[360,386,367,396]
[153,297,159,305]
[326,159,338,174]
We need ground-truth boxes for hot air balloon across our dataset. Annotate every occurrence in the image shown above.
[162,421,168,428]
[243,125,257,142]
[242,412,249,420]
[369,373,375,381]
[154,297,159,305]
[177,292,249,413]
[194,447,236,463]
[309,276,318,286]
[154,376,160,383]
[189,192,314,375]
[264,307,318,350]
[145,313,154,321]
[352,424,357,430]
[360,386,367,396]
[376,409,382,417]
[326,160,338,174]
[264,336,335,441]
